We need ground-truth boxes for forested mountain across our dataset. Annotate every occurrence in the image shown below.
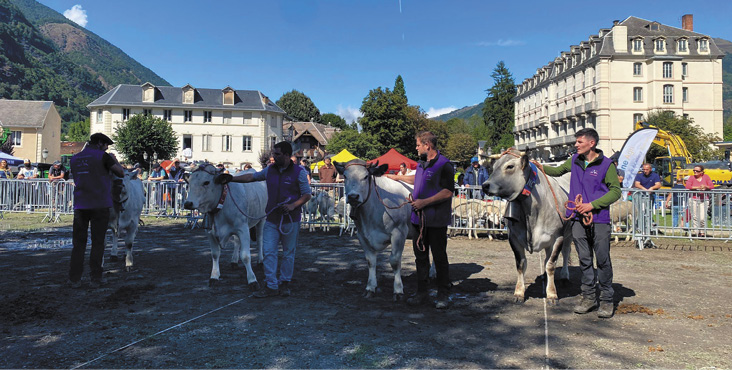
[713,38,732,122]
[433,102,484,121]
[0,0,168,125]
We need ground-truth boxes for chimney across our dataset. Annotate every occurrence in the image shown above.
[682,14,693,31]
[613,20,620,26]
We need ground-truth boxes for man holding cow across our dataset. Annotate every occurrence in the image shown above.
[535,128,621,318]
[387,131,454,309]
[223,141,311,298]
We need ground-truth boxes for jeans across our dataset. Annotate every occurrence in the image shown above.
[672,205,680,228]
[412,225,450,294]
[69,208,110,282]
[262,220,300,290]
[572,221,613,302]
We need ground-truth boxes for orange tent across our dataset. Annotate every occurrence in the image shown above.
[367,148,417,173]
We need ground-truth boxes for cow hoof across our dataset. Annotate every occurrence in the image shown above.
[230,262,239,270]
[513,296,525,304]
[393,293,403,302]
[248,281,260,292]
[209,279,219,287]
[546,298,558,306]
[125,266,133,272]
[109,255,119,262]
[363,290,375,299]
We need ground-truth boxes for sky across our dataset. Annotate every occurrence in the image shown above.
[37,0,732,123]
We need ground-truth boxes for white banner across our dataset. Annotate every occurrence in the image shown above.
[616,128,658,197]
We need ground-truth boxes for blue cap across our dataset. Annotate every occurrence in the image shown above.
[471,156,479,163]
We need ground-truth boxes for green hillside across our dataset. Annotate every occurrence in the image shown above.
[433,102,484,122]
[714,38,732,122]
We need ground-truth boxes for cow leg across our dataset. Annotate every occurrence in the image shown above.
[508,231,527,304]
[208,232,223,286]
[109,228,120,261]
[236,229,259,291]
[124,221,139,272]
[544,235,565,305]
[255,219,265,265]
[389,232,406,302]
[357,233,378,298]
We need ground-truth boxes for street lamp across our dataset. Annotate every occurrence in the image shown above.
[143,152,149,175]
[42,148,49,162]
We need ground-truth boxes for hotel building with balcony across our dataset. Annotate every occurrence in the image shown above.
[513,15,724,161]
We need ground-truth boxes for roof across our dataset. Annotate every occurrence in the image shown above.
[367,148,418,172]
[311,149,359,171]
[286,121,340,146]
[87,84,286,114]
[0,100,55,128]
[61,142,85,156]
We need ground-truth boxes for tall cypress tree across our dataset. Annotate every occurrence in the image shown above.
[482,61,516,151]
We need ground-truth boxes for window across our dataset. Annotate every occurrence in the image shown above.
[633,87,643,102]
[683,87,689,103]
[242,136,252,152]
[163,109,172,121]
[699,38,709,52]
[663,62,673,78]
[655,39,665,52]
[223,90,234,105]
[270,136,276,149]
[682,62,688,77]
[633,114,644,125]
[184,110,192,122]
[202,134,212,151]
[243,112,252,124]
[678,38,688,52]
[122,108,130,121]
[97,109,103,123]
[633,63,642,76]
[222,135,232,152]
[663,85,674,103]
[10,131,21,146]
[203,111,212,123]
[143,109,151,116]
[633,39,643,52]
[223,111,231,124]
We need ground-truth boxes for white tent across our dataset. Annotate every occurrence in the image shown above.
[0,152,24,167]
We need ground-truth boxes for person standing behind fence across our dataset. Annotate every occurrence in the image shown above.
[68,133,124,288]
[685,165,713,237]
[148,163,167,210]
[225,141,311,298]
[463,156,489,199]
[535,128,621,318]
[17,159,38,179]
[666,176,687,228]
[633,163,661,235]
[0,159,13,178]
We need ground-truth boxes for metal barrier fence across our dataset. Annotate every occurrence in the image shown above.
[3,179,732,245]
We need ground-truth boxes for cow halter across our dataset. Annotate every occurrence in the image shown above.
[343,162,412,212]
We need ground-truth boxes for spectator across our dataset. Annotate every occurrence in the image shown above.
[216,163,229,174]
[268,156,275,166]
[666,176,687,228]
[0,159,13,179]
[300,159,311,183]
[609,152,624,184]
[243,163,253,170]
[17,159,38,179]
[318,156,337,183]
[398,162,414,176]
[463,156,489,199]
[48,161,66,181]
[633,163,661,236]
[685,165,713,237]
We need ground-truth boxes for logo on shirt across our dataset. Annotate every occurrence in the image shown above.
[589,169,599,177]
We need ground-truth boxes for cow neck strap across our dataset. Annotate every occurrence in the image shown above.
[209,184,228,214]
[520,162,539,199]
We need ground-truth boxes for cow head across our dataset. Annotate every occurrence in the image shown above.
[183,163,225,213]
[335,159,388,209]
[481,148,531,201]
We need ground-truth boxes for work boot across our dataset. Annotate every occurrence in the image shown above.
[89,277,108,288]
[67,279,82,289]
[253,286,279,298]
[279,281,291,297]
[406,291,429,306]
[597,301,614,318]
[435,292,450,309]
[574,296,598,314]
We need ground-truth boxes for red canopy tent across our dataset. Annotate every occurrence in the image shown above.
[367,148,417,173]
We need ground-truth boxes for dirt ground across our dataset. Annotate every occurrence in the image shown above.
[1,219,731,369]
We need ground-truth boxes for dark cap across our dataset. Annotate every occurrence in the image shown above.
[53,160,61,165]
[89,133,114,145]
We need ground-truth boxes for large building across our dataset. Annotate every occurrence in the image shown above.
[0,99,62,163]
[513,15,725,161]
[87,83,286,169]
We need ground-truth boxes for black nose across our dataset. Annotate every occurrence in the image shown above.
[183,201,193,210]
[347,194,360,204]
[482,183,491,195]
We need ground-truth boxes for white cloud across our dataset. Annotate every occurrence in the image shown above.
[425,106,457,118]
[476,39,525,47]
[63,5,88,28]
[336,105,363,125]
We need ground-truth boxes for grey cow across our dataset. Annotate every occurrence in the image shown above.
[482,149,572,304]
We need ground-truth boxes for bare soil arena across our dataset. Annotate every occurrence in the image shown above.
[1,216,731,369]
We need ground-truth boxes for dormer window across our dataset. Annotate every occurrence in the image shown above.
[632,38,643,52]
[650,22,660,31]
[590,43,596,57]
[142,82,155,103]
[222,87,235,105]
[677,38,688,53]
[654,38,666,53]
[698,38,709,53]
[182,84,195,104]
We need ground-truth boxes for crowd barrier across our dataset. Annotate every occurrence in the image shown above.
[3,179,732,246]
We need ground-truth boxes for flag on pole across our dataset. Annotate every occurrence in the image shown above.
[616,127,658,197]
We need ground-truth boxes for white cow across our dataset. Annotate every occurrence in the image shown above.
[335,159,414,301]
[482,149,572,304]
[108,170,145,271]
[183,164,267,289]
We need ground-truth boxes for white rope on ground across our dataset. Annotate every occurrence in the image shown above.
[538,252,551,369]
[70,298,245,369]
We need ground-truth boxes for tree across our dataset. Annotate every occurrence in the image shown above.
[410,106,448,153]
[326,129,382,160]
[359,76,411,156]
[276,90,321,122]
[64,118,90,142]
[1,139,13,156]
[321,113,349,130]
[444,133,477,168]
[644,110,721,162]
[724,115,732,142]
[482,61,516,151]
[113,114,178,168]
[394,75,407,103]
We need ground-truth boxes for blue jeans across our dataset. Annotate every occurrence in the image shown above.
[262,220,300,290]
[672,205,680,228]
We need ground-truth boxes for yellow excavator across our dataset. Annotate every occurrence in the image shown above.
[635,122,732,188]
